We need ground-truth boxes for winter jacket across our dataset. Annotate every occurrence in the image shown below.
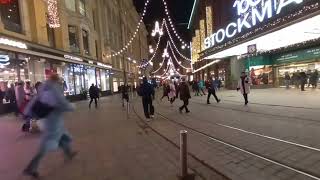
[89,86,99,98]
[140,81,155,99]
[179,82,191,100]
[237,76,251,94]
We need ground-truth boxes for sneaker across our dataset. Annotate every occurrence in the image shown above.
[150,115,155,119]
[23,169,39,179]
[217,99,221,103]
[186,110,190,113]
[207,102,211,104]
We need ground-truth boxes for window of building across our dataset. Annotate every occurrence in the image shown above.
[82,29,90,55]
[68,25,80,53]
[46,24,55,47]
[65,0,76,11]
[79,0,86,16]
[0,0,22,33]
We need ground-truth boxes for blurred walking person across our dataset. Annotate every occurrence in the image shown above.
[237,72,251,105]
[168,81,176,104]
[207,77,221,104]
[138,77,155,120]
[15,81,25,114]
[160,81,169,101]
[284,72,291,89]
[178,78,191,113]
[199,80,206,95]
[23,74,77,178]
[89,84,99,109]
[310,70,318,88]
[300,71,307,91]
[5,83,18,116]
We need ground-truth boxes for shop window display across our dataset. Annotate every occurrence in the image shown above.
[106,70,110,91]
[73,64,86,95]
[100,69,106,91]
[249,66,273,85]
[85,66,96,90]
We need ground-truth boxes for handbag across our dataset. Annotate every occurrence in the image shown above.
[31,99,55,118]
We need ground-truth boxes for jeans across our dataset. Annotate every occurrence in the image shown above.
[179,99,189,112]
[207,89,219,103]
[25,134,72,172]
[142,97,154,118]
[89,98,98,108]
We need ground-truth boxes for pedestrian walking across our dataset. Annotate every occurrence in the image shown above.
[310,70,318,88]
[300,71,307,91]
[160,81,169,101]
[5,83,18,116]
[199,80,206,95]
[24,81,35,102]
[23,74,77,178]
[237,72,251,105]
[168,81,176,104]
[207,77,221,104]
[120,84,129,107]
[138,77,155,120]
[284,72,291,89]
[178,78,191,113]
[89,84,99,109]
[15,81,25,114]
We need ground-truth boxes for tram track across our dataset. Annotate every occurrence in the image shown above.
[131,98,230,180]
[188,98,320,125]
[152,97,320,179]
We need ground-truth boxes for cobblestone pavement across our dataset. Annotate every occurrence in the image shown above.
[130,88,320,180]
[2,88,320,180]
[0,96,227,180]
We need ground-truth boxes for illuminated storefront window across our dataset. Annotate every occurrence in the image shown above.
[200,19,206,51]
[206,6,213,36]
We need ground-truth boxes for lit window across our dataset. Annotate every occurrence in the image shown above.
[65,0,76,11]
[68,25,80,53]
[79,0,86,16]
[0,0,22,33]
[82,29,90,55]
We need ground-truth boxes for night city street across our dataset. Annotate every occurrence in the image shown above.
[1,0,320,179]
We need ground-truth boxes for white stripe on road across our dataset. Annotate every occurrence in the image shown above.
[216,123,320,153]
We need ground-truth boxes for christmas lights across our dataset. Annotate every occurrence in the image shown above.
[161,0,190,49]
[106,0,152,58]
[148,20,165,63]
[47,0,60,28]
[168,42,192,70]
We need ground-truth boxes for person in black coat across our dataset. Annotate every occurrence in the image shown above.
[5,83,18,116]
[300,71,307,91]
[89,84,99,109]
[139,77,155,120]
[178,78,191,113]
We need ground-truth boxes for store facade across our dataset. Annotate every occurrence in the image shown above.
[0,36,112,114]
[190,0,320,89]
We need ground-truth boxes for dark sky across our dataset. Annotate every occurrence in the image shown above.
[133,0,194,41]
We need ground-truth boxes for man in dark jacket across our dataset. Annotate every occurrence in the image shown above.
[139,77,155,120]
[178,78,191,113]
[300,71,307,91]
[207,77,221,104]
[89,84,99,109]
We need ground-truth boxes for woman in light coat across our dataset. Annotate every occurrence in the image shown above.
[237,72,251,105]
[168,81,176,104]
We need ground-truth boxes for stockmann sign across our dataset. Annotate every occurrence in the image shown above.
[204,0,304,50]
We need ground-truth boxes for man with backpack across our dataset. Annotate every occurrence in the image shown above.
[138,77,155,120]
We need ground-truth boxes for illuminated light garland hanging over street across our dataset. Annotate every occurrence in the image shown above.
[147,20,165,63]
[106,0,152,58]
[168,41,192,70]
[161,0,190,49]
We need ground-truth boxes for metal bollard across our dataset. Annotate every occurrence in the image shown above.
[180,130,188,178]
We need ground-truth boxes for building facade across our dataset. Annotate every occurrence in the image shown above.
[0,0,148,107]
[189,0,320,89]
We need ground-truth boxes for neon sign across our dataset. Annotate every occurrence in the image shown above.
[0,55,10,66]
[204,0,304,50]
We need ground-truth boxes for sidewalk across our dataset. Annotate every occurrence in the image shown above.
[199,88,320,109]
[0,97,182,180]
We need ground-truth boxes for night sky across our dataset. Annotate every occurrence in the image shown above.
[133,0,194,71]
[133,0,194,41]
